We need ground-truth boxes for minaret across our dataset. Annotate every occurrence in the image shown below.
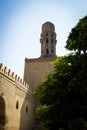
[40,22,57,58]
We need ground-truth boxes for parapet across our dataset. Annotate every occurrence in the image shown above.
[0,63,33,93]
[25,56,57,63]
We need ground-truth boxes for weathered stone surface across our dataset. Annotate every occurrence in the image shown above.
[0,64,34,130]
[0,21,57,130]
[24,57,56,90]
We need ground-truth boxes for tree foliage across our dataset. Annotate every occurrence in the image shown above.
[35,16,87,130]
[35,55,87,130]
[66,16,87,55]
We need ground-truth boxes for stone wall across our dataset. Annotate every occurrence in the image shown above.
[24,57,56,89]
[0,63,34,130]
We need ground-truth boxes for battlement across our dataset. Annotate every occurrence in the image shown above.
[0,63,32,93]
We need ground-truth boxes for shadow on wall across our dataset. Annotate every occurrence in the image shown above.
[0,95,5,130]
[19,92,35,130]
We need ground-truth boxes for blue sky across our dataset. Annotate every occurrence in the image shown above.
[0,0,87,78]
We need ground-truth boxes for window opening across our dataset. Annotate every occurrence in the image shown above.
[16,100,19,109]
[46,38,48,43]
[46,49,49,54]
[51,49,54,53]
[26,105,28,113]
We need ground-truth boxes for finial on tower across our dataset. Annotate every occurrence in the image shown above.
[40,21,57,58]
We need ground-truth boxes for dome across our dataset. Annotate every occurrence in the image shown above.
[42,21,55,32]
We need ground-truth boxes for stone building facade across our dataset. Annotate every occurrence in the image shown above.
[0,22,57,130]
[0,63,34,130]
[24,22,57,89]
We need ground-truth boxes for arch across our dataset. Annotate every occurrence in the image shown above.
[46,38,48,43]
[0,95,5,130]
[46,49,49,54]
[16,100,19,109]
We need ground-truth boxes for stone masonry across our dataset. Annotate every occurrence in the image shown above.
[24,57,56,90]
[24,22,57,89]
[0,22,57,130]
[0,63,34,130]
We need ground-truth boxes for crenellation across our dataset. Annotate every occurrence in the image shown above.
[0,63,34,130]
[15,74,18,80]
[4,66,8,75]
[8,69,11,76]
[18,76,20,82]
[8,69,15,79]
[0,22,57,130]
[23,80,26,86]
[0,63,32,92]
[0,63,5,72]
[12,72,15,78]
[20,78,22,83]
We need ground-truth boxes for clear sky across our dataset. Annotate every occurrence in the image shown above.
[0,0,87,78]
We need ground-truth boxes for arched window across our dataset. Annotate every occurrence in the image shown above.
[16,100,19,109]
[46,38,48,43]
[51,49,54,53]
[26,104,28,113]
[46,49,49,54]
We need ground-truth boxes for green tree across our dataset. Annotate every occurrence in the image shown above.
[66,16,87,55]
[35,55,87,130]
[35,16,87,130]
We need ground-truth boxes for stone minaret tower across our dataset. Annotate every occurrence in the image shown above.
[24,22,57,90]
[40,22,57,57]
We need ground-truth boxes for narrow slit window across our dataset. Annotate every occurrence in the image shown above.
[16,100,19,109]
[26,105,28,113]
[46,38,48,43]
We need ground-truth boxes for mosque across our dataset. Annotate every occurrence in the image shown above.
[0,22,57,130]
